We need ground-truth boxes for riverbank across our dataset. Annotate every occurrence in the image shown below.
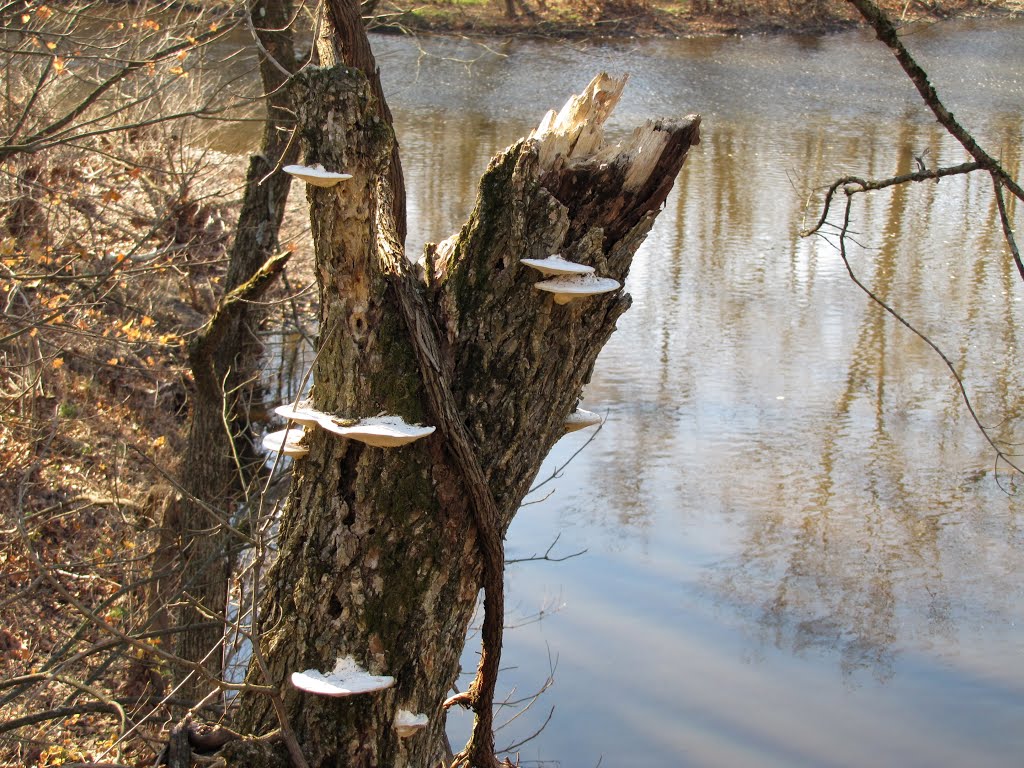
[372,0,1024,38]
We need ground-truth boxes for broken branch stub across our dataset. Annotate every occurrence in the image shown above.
[433,71,701,532]
[430,74,699,766]
[534,73,702,248]
[531,72,626,169]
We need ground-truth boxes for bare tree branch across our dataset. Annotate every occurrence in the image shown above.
[0,25,232,161]
[506,533,587,565]
[799,161,981,238]
[846,0,1024,202]
[821,190,1024,479]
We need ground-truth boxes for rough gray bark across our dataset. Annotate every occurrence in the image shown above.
[320,0,407,243]
[230,69,700,767]
[166,0,300,701]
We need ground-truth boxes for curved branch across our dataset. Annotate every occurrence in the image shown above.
[800,161,981,238]
[383,255,507,768]
[847,0,1023,202]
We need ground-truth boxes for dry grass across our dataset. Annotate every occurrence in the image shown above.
[0,134,232,766]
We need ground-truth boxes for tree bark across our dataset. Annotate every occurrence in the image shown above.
[230,69,700,767]
[167,0,299,702]
[320,0,407,244]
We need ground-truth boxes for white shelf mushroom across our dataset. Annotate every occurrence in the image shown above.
[290,655,396,697]
[520,255,595,277]
[564,408,602,433]
[275,400,330,427]
[282,163,353,188]
[262,426,309,457]
[318,415,436,448]
[394,710,428,738]
[534,274,621,305]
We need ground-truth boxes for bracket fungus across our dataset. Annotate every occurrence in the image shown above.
[534,274,622,305]
[290,655,396,697]
[394,710,429,738]
[273,403,436,449]
[274,400,329,427]
[520,255,595,277]
[282,163,353,188]
[262,427,309,457]
[317,415,436,448]
[564,408,602,433]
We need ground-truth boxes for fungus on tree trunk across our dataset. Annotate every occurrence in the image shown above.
[262,426,309,457]
[564,408,602,432]
[283,163,354,187]
[276,401,437,447]
[317,416,436,447]
[275,400,325,426]
[290,655,396,697]
[394,710,429,738]
[520,255,595,276]
[533,273,622,304]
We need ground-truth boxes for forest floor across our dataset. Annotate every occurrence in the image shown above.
[2,1,1023,766]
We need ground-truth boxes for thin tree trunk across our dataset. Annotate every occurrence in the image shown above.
[167,0,299,702]
[227,67,699,768]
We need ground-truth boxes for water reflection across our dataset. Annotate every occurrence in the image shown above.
[695,109,1024,680]
[252,19,1024,767]
[384,20,1024,766]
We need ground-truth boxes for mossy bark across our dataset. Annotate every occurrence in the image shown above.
[230,68,700,767]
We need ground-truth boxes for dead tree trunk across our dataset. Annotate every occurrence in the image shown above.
[228,70,700,767]
[166,0,299,702]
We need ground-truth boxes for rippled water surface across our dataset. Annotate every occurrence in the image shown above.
[325,20,1024,767]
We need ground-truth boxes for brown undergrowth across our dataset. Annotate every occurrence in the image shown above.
[0,132,313,765]
[1,139,221,767]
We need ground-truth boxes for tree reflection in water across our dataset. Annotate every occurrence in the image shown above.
[360,27,1024,762]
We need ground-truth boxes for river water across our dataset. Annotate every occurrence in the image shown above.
[252,18,1024,767]
[356,18,1024,768]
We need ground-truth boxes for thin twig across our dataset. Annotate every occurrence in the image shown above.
[800,162,981,238]
[506,532,587,565]
[992,173,1024,283]
[832,193,1023,477]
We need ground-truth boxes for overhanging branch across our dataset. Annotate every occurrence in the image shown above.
[846,0,1023,202]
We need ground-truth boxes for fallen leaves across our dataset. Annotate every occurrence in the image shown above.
[0,627,31,661]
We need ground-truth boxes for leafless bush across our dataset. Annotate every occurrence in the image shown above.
[0,1,273,763]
